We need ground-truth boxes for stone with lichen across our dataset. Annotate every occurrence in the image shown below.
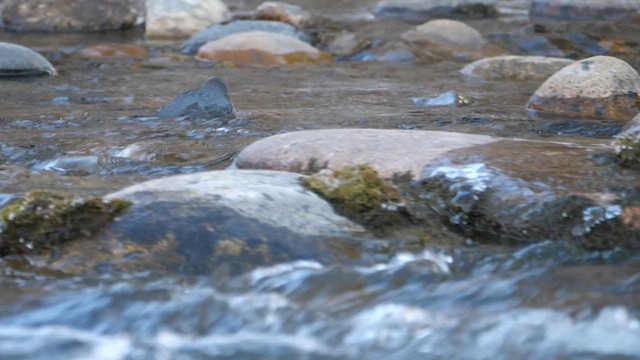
[0,190,131,257]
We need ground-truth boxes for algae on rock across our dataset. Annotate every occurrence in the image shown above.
[0,190,131,257]
[614,130,640,165]
[301,165,405,228]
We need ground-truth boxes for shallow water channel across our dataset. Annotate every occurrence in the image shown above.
[1,0,640,359]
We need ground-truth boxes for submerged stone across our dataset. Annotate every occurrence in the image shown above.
[0,42,57,77]
[613,122,640,165]
[146,0,231,40]
[412,91,466,107]
[526,56,640,121]
[155,77,234,119]
[79,44,149,59]
[400,19,505,62]
[2,0,139,32]
[180,20,310,55]
[529,0,640,42]
[460,55,573,80]
[374,0,497,21]
[196,31,331,67]
[0,190,131,257]
[234,129,497,179]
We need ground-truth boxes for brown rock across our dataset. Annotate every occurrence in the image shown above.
[460,55,573,80]
[526,56,640,121]
[196,31,332,67]
[79,44,149,59]
[2,0,139,32]
[254,1,311,28]
[233,129,498,178]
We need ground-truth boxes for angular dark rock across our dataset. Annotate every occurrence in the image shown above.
[156,77,234,119]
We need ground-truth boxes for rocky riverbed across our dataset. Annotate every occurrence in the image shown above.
[1,0,640,359]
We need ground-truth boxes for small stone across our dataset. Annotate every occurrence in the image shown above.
[526,56,640,121]
[374,0,497,20]
[145,0,231,40]
[156,77,234,119]
[400,19,505,61]
[254,1,311,27]
[234,129,497,178]
[460,55,574,80]
[2,0,139,32]
[180,20,310,55]
[196,31,332,67]
[0,42,57,77]
[412,91,463,107]
[79,44,149,58]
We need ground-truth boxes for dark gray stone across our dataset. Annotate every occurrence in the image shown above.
[156,77,234,119]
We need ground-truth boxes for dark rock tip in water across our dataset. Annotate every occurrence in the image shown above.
[155,76,235,119]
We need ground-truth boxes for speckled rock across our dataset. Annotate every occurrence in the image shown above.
[374,0,497,20]
[145,0,231,40]
[530,0,640,42]
[254,1,311,27]
[233,129,498,178]
[526,56,640,121]
[0,42,56,76]
[180,20,310,55]
[460,55,573,80]
[156,77,234,119]
[196,31,332,67]
[400,19,505,61]
[2,0,139,32]
[418,138,640,249]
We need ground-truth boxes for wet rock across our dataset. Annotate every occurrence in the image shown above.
[156,77,234,119]
[325,31,371,58]
[79,44,149,59]
[180,20,310,55]
[613,115,640,165]
[412,91,468,107]
[34,155,152,176]
[233,129,497,178]
[400,19,505,61]
[0,190,131,257]
[196,31,332,67]
[2,0,139,32]
[351,41,416,63]
[526,56,640,121]
[0,42,56,77]
[254,1,311,28]
[374,0,497,21]
[460,55,573,80]
[145,0,231,40]
[96,170,366,275]
[530,0,640,42]
[418,139,640,249]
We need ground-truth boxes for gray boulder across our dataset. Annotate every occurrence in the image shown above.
[0,42,56,76]
[460,55,574,81]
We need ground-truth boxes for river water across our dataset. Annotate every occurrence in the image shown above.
[1,0,640,359]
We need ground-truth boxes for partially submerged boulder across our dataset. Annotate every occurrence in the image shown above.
[155,77,234,119]
[145,0,231,40]
[2,0,139,32]
[180,20,310,55]
[460,55,573,80]
[614,114,640,165]
[196,31,332,67]
[0,42,57,77]
[374,0,497,21]
[233,129,498,178]
[526,56,640,121]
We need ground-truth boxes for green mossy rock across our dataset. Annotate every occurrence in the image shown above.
[0,190,131,257]
[301,165,405,228]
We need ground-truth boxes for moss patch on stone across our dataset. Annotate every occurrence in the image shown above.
[0,190,131,257]
[614,130,640,165]
[301,165,405,228]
